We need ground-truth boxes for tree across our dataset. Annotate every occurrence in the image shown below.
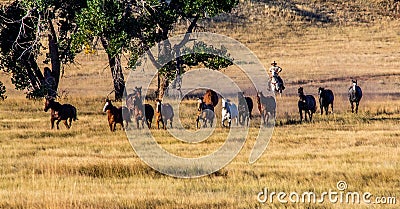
[72,0,238,100]
[72,0,135,101]
[0,0,87,99]
[131,0,239,99]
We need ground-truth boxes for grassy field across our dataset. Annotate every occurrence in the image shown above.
[1,1,400,208]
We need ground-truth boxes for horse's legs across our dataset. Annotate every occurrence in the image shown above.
[169,118,173,129]
[56,120,61,129]
[51,118,55,129]
[136,118,140,129]
[125,121,129,130]
[63,120,70,129]
[355,101,359,114]
[325,106,329,115]
[121,121,125,131]
[299,109,303,122]
[68,118,72,127]
[305,110,309,122]
[113,123,116,132]
[350,102,354,113]
[162,119,168,130]
[109,122,113,132]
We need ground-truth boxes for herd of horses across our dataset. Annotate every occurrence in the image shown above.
[297,80,362,122]
[43,80,363,131]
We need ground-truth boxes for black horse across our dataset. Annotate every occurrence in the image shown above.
[44,98,77,129]
[237,92,253,126]
[318,87,334,115]
[144,104,154,128]
[348,80,363,113]
[298,87,316,122]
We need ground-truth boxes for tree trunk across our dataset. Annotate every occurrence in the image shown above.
[101,36,125,101]
[108,54,125,101]
[48,20,61,91]
[155,17,199,100]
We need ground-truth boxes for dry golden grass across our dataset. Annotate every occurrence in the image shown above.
[1,1,400,208]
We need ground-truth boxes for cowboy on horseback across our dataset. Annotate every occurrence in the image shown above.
[269,61,285,91]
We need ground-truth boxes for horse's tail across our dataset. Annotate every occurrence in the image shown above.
[72,106,78,121]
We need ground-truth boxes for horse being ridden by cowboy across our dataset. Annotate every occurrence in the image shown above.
[269,61,285,93]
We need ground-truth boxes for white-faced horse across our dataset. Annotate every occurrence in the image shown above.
[155,99,174,129]
[348,80,362,114]
[221,98,238,128]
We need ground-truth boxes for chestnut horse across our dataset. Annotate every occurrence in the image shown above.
[203,89,218,111]
[126,86,154,129]
[256,91,276,126]
[103,99,131,132]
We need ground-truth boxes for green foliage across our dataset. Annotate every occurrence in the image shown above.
[0,0,87,99]
[158,41,234,81]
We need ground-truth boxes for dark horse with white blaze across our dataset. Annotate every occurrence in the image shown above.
[237,92,253,126]
[348,80,362,113]
[298,87,317,122]
[196,97,215,128]
[44,97,77,129]
[256,91,276,126]
[318,87,334,115]
[196,90,218,128]
[103,99,131,132]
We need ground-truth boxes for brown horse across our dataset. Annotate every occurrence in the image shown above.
[44,98,77,129]
[203,89,218,110]
[155,99,174,129]
[256,91,276,126]
[127,93,145,129]
[103,99,131,132]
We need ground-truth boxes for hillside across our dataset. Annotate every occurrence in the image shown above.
[217,0,399,25]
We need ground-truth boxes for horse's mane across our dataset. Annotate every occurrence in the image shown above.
[50,100,63,111]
